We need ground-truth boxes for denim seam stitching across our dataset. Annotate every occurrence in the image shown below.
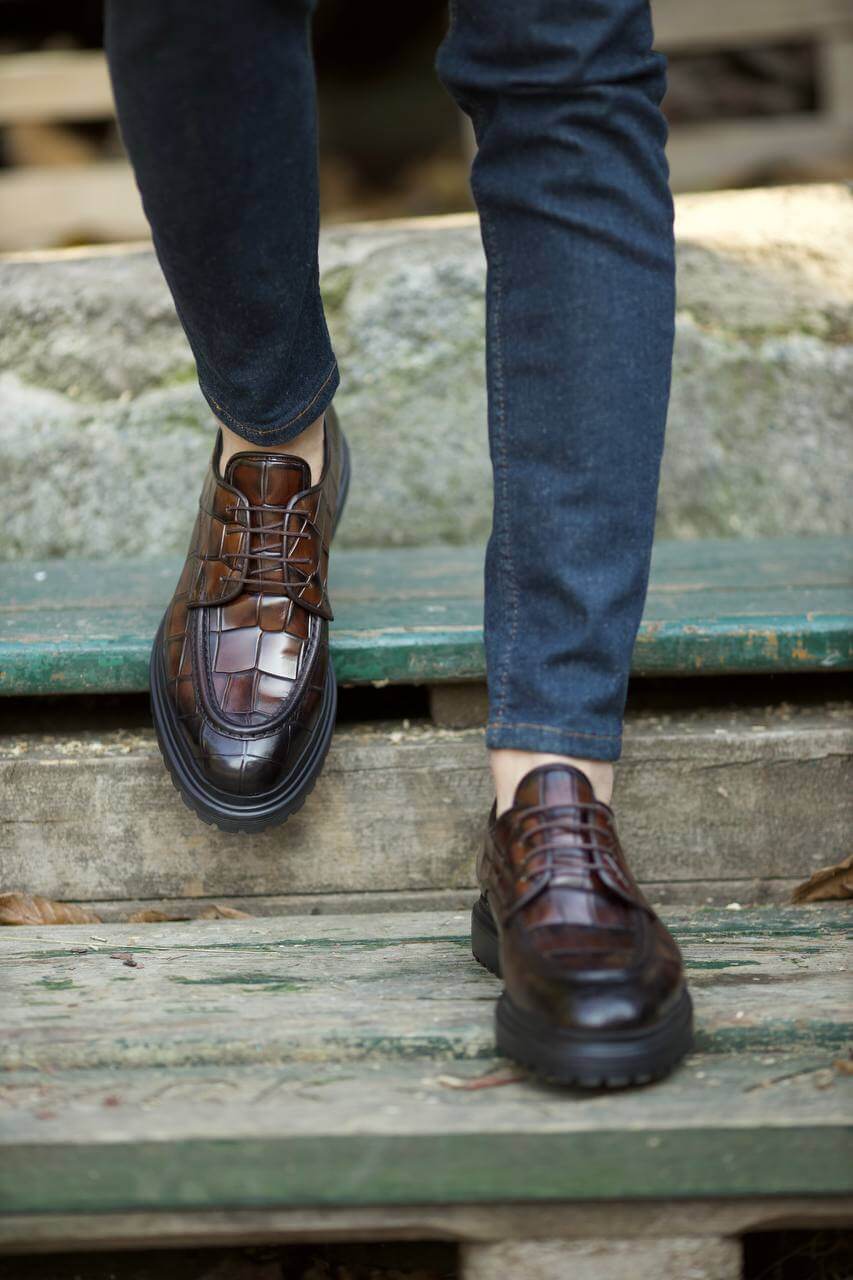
[203,358,338,438]
[487,721,622,741]
[471,105,519,726]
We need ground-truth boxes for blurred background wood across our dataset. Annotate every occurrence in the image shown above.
[0,0,851,252]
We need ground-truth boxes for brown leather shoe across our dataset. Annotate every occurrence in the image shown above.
[472,764,693,1086]
[149,407,350,832]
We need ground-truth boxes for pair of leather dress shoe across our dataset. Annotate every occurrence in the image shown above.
[151,414,692,1086]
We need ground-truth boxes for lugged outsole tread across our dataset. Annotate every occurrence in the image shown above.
[495,1034,682,1090]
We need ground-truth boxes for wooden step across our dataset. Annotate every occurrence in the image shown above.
[1,697,850,911]
[1,906,850,1268]
[2,537,851,696]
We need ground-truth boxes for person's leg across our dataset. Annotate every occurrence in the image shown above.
[438,2,691,1087]
[104,0,336,477]
[436,0,675,810]
[106,0,349,831]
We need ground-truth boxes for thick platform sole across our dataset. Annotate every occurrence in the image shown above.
[149,433,351,835]
[471,894,694,1088]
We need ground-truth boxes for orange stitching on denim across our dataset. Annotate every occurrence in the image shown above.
[468,101,518,726]
[487,721,622,740]
[205,359,338,438]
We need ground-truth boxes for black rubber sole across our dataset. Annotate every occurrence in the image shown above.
[149,434,351,835]
[471,894,694,1088]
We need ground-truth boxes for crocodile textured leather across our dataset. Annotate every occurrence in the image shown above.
[153,407,346,799]
[478,764,687,1032]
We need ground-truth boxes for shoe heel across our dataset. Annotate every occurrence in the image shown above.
[471,896,502,978]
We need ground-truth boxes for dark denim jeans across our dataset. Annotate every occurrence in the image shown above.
[105,0,674,762]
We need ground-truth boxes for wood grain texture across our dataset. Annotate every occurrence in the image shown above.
[0,907,849,1222]
[1,702,849,904]
[2,907,850,1071]
[1,1053,848,1143]
[1,538,851,695]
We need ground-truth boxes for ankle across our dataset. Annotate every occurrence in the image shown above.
[219,412,326,483]
[489,749,614,815]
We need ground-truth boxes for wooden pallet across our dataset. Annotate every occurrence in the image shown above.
[1,537,851,697]
[1,906,850,1272]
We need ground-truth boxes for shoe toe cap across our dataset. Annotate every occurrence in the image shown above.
[195,726,296,798]
[505,927,684,1034]
[516,973,684,1035]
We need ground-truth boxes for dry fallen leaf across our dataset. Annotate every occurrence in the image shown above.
[197,903,254,920]
[436,1068,527,1091]
[127,909,191,923]
[791,854,853,904]
[0,893,102,926]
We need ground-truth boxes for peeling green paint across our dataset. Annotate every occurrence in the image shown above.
[2,540,851,695]
[171,973,308,992]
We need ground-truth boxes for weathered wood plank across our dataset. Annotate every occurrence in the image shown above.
[2,908,850,1073]
[1,1127,849,1218]
[0,908,849,1222]
[1,539,851,694]
[0,1050,848,1146]
[2,1196,851,1255]
[1,701,849,905]
[8,878,821,922]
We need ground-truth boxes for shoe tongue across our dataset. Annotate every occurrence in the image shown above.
[513,764,597,810]
[225,452,311,507]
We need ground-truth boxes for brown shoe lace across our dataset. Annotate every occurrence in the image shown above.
[501,801,651,924]
[222,502,323,597]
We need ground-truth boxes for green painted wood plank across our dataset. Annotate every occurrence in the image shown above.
[1,537,851,694]
[3,908,850,1071]
[1,908,850,1216]
[1,1128,850,1216]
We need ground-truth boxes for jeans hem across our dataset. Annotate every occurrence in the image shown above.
[485,720,622,763]
[199,359,340,447]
